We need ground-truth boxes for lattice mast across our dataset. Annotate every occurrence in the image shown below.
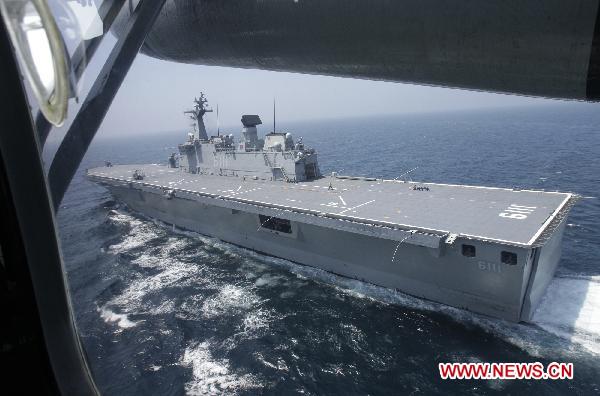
[184,92,213,140]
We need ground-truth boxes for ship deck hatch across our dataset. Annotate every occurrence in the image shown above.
[305,163,317,180]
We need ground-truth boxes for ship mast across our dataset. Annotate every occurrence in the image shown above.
[184,92,212,140]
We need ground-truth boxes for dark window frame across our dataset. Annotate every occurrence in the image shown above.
[462,244,476,257]
[258,214,292,234]
[501,251,518,265]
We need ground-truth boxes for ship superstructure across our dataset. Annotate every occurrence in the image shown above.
[87,94,576,322]
[177,93,320,182]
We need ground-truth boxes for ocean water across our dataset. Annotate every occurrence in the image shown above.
[55,105,600,395]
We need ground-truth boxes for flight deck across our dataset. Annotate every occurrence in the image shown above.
[88,164,573,247]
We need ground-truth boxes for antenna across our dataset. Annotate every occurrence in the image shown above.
[216,103,220,136]
[273,97,276,133]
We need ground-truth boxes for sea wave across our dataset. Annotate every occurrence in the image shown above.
[101,210,600,359]
[98,306,140,329]
[201,285,261,319]
[180,341,262,395]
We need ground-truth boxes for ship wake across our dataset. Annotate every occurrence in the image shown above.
[531,275,600,355]
[257,252,600,357]
[99,209,600,360]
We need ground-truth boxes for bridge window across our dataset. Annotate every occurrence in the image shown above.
[462,244,476,257]
[258,214,292,234]
[501,251,518,265]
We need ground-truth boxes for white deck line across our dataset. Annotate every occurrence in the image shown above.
[380,178,569,196]
[457,233,530,247]
[525,193,572,245]
[338,199,376,214]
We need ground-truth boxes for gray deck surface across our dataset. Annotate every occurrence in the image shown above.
[89,164,571,246]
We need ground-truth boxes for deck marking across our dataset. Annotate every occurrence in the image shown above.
[339,199,375,214]
[338,196,347,206]
[391,232,415,262]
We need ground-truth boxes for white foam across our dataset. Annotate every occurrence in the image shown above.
[254,273,285,287]
[131,237,200,269]
[254,352,289,373]
[108,211,163,252]
[532,275,600,355]
[98,306,139,329]
[177,295,207,321]
[148,299,177,316]
[180,341,261,394]
[110,259,199,312]
[201,285,261,319]
[242,308,277,334]
[102,211,208,321]
[168,225,243,260]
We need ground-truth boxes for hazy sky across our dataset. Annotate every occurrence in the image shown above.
[87,53,560,139]
[43,31,569,145]
[41,2,588,145]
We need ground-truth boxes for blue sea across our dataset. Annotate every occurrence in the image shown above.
[53,105,600,394]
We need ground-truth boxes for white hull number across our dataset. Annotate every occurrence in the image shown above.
[499,204,536,220]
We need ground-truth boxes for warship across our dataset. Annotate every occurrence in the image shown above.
[88,94,576,322]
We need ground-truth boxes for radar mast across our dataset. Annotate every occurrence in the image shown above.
[184,92,213,140]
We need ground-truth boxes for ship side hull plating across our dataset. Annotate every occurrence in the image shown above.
[101,183,565,322]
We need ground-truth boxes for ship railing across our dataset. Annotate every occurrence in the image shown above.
[262,151,292,182]
[280,166,291,182]
[263,151,273,167]
[215,147,235,153]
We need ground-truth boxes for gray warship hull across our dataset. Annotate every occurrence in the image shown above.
[88,164,575,322]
